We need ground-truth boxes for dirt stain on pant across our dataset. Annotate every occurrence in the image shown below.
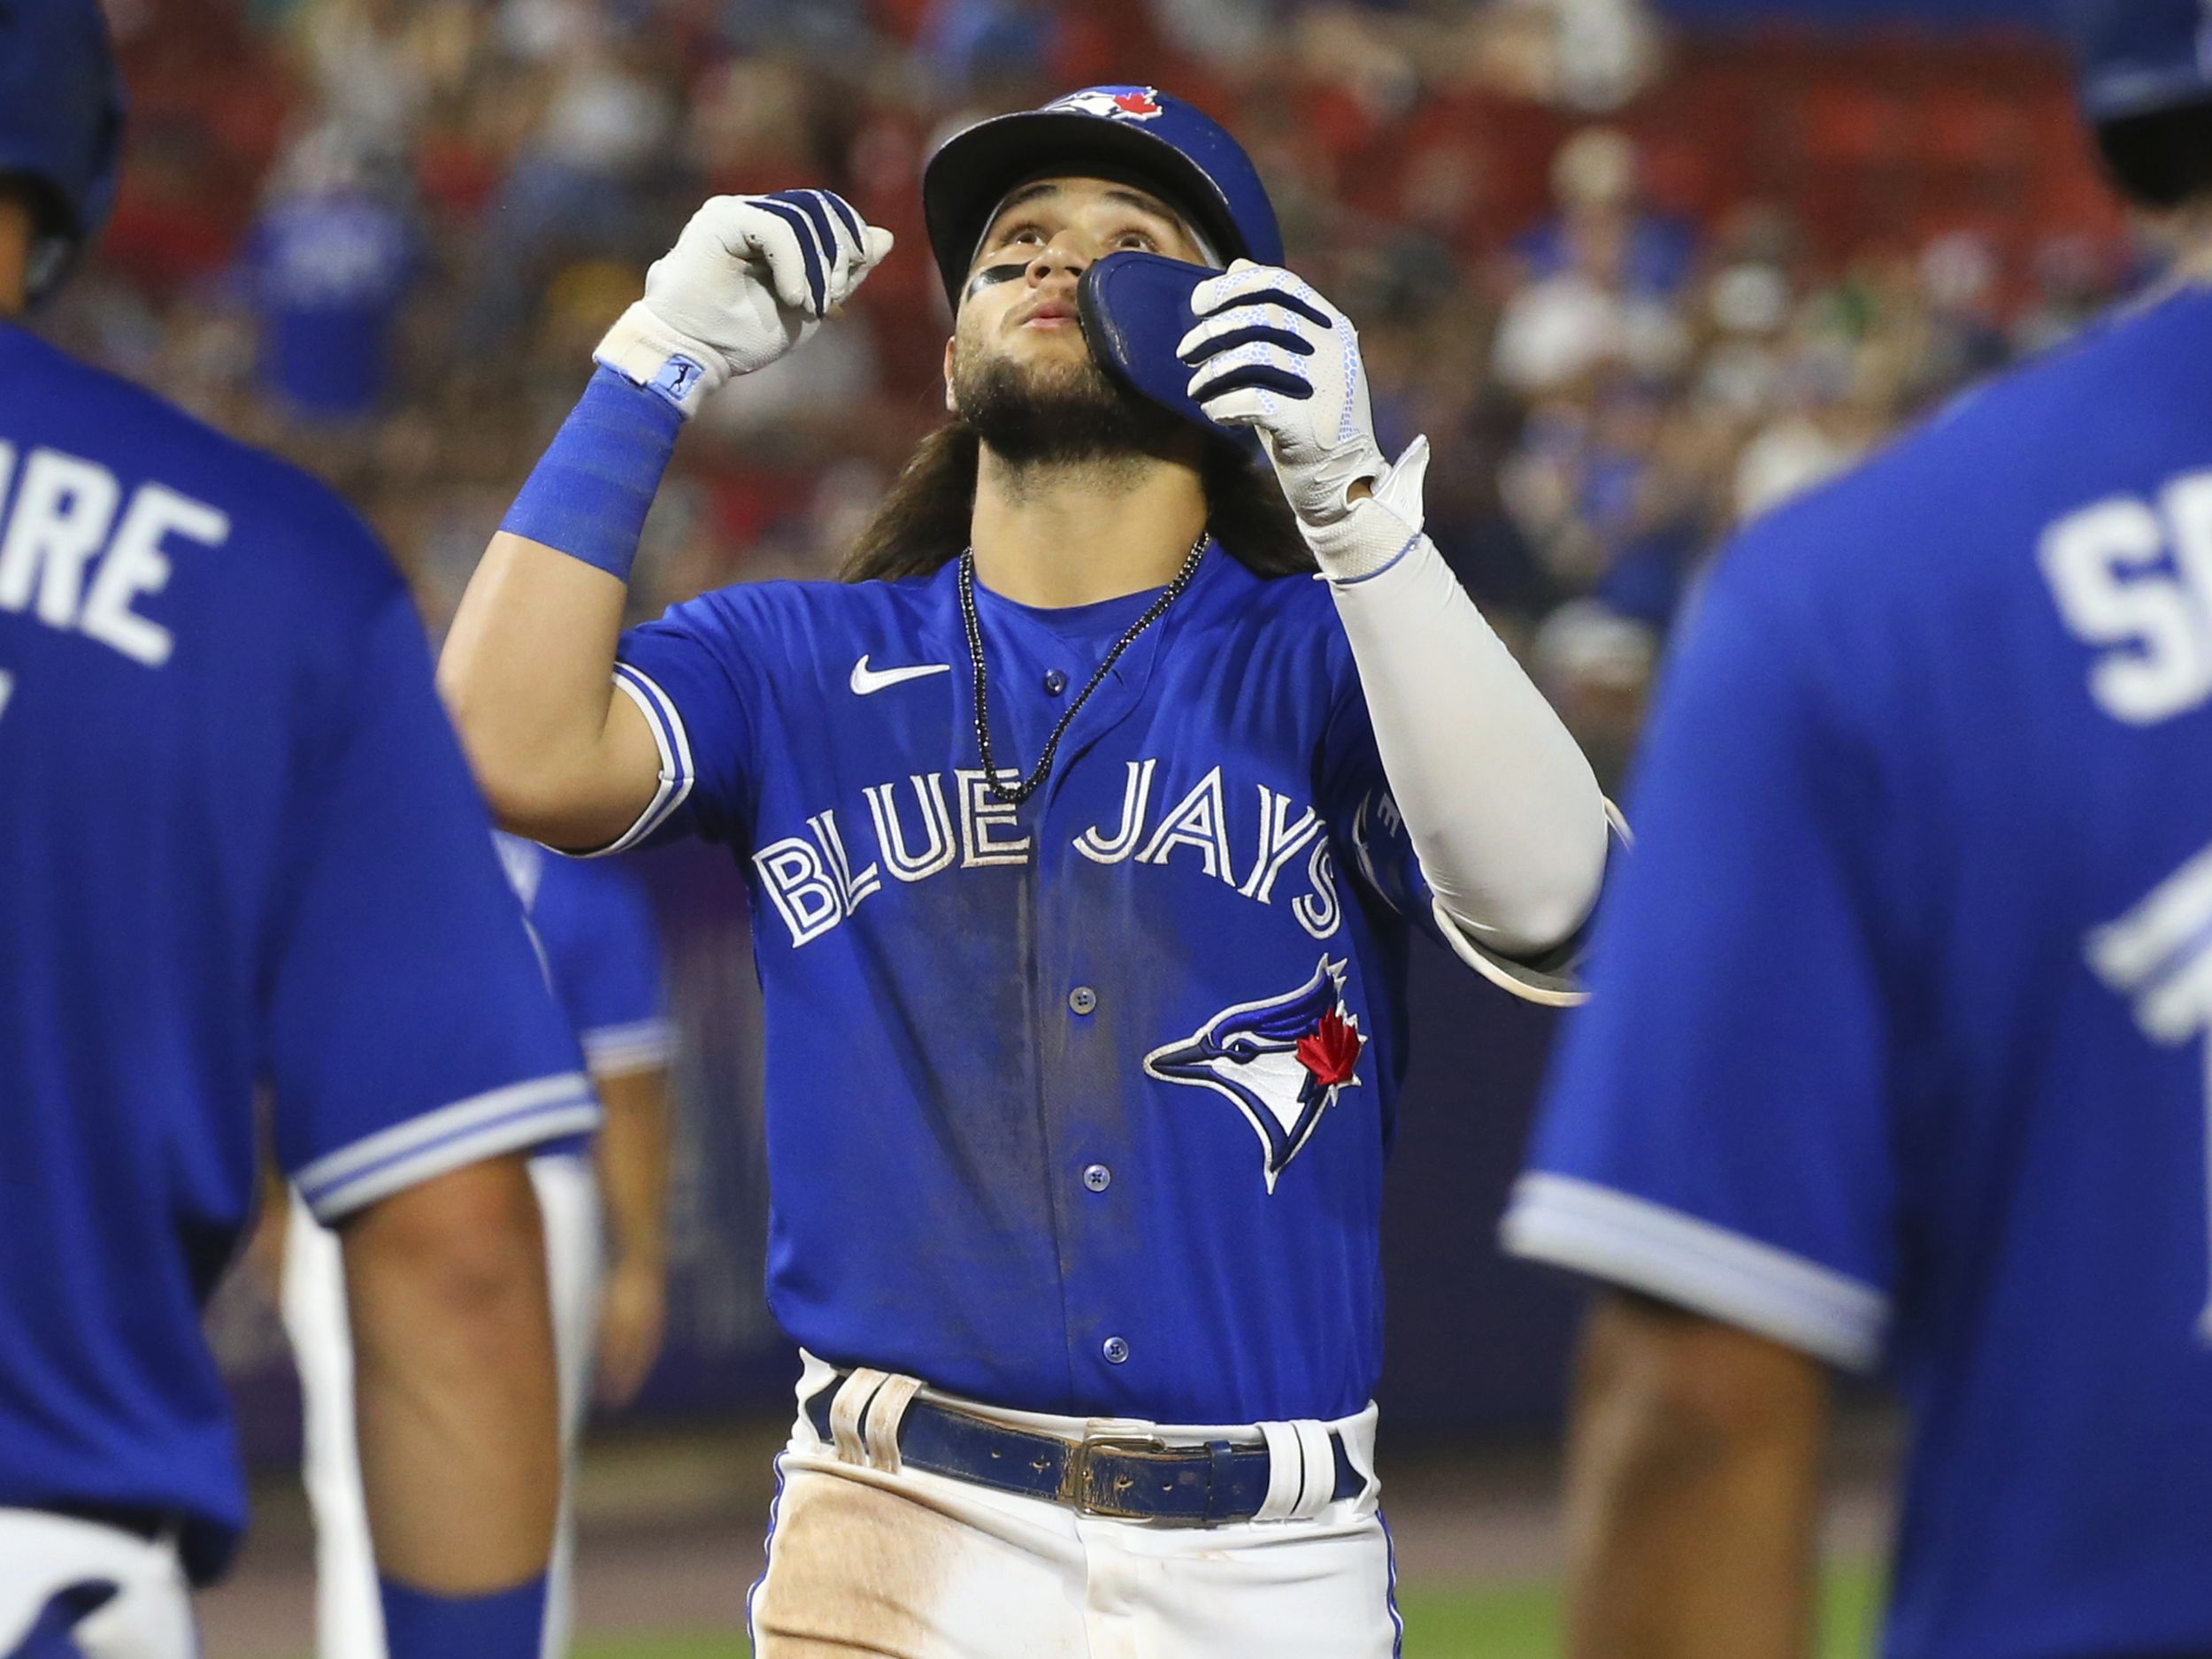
[751,1469,954,1658]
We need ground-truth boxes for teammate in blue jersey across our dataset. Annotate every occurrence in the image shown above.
[440,88,1611,1655]
[0,7,591,1657]
[277,834,676,1659]
[1502,7,2212,1657]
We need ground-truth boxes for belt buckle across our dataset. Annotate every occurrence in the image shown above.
[1066,1432,1174,1520]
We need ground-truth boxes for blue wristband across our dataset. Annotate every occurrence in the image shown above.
[379,1572,548,1659]
[498,366,682,583]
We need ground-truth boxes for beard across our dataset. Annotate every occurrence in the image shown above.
[950,334,1185,467]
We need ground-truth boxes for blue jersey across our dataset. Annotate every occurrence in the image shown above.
[0,323,595,1583]
[495,833,676,1133]
[1506,287,2212,1658]
[603,546,1550,1425]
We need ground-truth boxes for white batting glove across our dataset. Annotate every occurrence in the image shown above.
[1179,259,1426,580]
[595,189,895,418]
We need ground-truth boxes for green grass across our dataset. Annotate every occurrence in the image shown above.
[564,1563,1885,1658]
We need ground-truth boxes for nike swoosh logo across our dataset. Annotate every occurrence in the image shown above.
[850,655,952,695]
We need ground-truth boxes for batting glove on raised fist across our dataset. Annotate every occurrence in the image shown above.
[1179,259,1428,580]
[595,190,894,418]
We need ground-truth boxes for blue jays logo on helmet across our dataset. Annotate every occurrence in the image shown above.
[1045,87,1169,123]
[1144,956,1368,1193]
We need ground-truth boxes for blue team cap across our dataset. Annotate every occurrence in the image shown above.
[2070,0,2212,124]
[923,86,1283,311]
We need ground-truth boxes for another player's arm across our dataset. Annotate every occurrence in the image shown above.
[1502,520,1898,1659]
[342,1153,561,1593]
[440,193,890,849]
[591,1060,673,1407]
[1560,1293,1832,1659]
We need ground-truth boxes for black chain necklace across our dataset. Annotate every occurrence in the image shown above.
[958,533,1208,807]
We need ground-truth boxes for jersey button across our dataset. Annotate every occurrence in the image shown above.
[1102,1336,1130,1365]
[1068,986,1097,1016]
[1043,669,1069,696]
[1082,1164,1112,1193]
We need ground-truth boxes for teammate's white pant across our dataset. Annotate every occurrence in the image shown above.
[747,1353,1401,1659]
[0,1511,195,1659]
[281,1153,603,1659]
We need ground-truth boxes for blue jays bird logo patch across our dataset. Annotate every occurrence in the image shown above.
[1143,956,1367,1192]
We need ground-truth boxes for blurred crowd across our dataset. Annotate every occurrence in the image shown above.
[53,0,2154,782]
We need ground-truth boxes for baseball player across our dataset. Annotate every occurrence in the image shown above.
[277,834,676,1659]
[0,7,593,1658]
[440,88,1611,1655]
[1502,4,2212,1656]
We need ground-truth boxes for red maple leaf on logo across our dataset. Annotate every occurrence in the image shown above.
[1295,1009,1361,1090]
[1111,90,1163,118]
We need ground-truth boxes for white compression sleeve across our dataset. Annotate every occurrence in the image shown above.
[1327,528,1609,961]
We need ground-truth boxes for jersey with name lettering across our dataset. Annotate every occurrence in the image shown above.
[604,544,1553,1426]
[1506,286,2212,1659]
[0,322,593,1583]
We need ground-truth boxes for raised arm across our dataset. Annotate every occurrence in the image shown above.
[439,192,893,849]
[1182,261,1609,962]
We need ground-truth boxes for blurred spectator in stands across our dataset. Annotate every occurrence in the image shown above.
[1146,0,1274,72]
[1517,129,1696,297]
[1732,350,1866,523]
[242,127,419,422]
[1916,229,2011,390]
[1493,204,1686,394]
[463,19,681,348]
[283,0,473,157]
[1531,599,1657,791]
[2012,233,2112,357]
[918,0,1057,96]
[1467,0,1663,113]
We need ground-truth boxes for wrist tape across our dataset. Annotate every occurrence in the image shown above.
[498,367,682,584]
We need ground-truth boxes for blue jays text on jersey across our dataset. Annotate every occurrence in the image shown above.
[0,322,593,1583]
[1506,286,2212,1659]
[595,545,1550,1428]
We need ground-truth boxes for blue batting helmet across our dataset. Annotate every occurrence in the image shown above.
[0,0,126,304]
[922,86,1282,311]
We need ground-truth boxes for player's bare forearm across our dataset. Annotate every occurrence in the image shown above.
[438,532,660,849]
[592,1064,673,1406]
[1559,1292,1832,1659]
[342,1153,562,1594]
[594,1064,672,1271]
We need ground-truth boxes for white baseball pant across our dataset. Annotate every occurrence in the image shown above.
[746,1352,1403,1659]
[0,1511,195,1659]
[280,1151,603,1659]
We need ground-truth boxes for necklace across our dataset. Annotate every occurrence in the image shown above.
[958,533,1208,807]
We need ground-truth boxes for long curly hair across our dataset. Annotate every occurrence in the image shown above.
[839,421,1314,583]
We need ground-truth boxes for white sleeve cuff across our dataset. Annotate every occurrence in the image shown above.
[1501,1171,1889,1371]
[295,1072,601,1223]
[581,1017,678,1077]
[1425,801,1629,1008]
[589,663,695,856]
